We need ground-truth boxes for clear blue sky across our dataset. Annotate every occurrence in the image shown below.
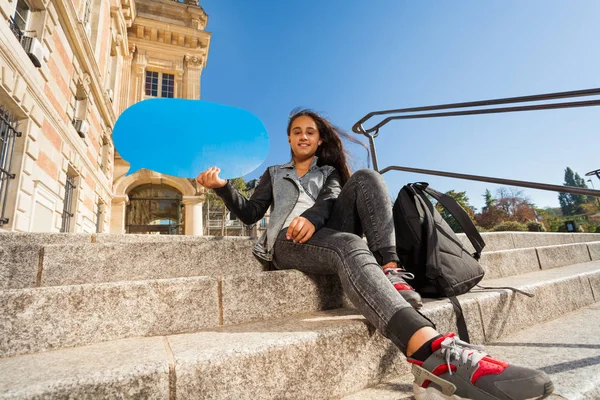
[199,0,600,211]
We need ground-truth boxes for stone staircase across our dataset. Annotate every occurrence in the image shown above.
[0,232,599,399]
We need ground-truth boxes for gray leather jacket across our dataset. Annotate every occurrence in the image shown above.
[214,157,341,262]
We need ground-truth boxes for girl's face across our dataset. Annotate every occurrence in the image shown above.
[288,115,322,160]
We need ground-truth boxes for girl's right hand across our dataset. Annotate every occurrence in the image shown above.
[196,167,227,189]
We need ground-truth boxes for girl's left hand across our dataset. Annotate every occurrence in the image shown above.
[286,216,315,244]
[196,167,227,189]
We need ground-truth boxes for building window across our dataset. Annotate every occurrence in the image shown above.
[0,106,21,226]
[161,74,174,98]
[145,71,175,98]
[60,174,76,232]
[9,0,30,41]
[71,82,89,137]
[14,0,30,32]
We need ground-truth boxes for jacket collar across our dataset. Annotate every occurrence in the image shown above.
[280,156,319,170]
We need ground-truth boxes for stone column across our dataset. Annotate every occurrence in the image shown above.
[132,49,147,103]
[183,55,204,100]
[182,196,203,235]
[119,44,135,115]
[175,70,184,99]
[110,195,129,234]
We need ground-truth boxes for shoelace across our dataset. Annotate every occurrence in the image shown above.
[440,336,486,375]
[384,268,415,284]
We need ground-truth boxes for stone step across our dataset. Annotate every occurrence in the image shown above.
[0,270,343,358]
[2,291,599,400]
[2,232,599,290]
[0,309,405,400]
[479,241,600,280]
[0,232,93,246]
[1,239,599,358]
[1,261,599,398]
[3,231,597,248]
[342,302,600,400]
[458,231,600,253]
[0,238,264,289]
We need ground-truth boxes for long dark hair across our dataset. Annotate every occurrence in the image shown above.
[287,109,366,187]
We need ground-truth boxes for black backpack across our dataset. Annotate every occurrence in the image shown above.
[392,182,486,342]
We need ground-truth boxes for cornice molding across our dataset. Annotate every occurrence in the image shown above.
[129,37,206,59]
[130,16,210,49]
[135,0,208,30]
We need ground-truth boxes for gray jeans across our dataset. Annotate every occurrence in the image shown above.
[273,169,433,354]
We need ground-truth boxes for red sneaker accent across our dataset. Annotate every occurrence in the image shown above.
[393,283,414,291]
[407,359,424,366]
[431,333,455,351]
[471,356,509,384]
[484,356,510,368]
[432,363,458,376]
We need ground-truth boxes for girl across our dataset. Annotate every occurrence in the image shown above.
[196,109,553,400]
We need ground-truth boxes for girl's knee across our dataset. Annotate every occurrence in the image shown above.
[351,169,384,185]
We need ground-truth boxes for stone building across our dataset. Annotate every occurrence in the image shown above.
[0,0,214,235]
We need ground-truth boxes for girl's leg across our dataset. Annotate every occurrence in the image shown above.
[273,228,434,354]
[325,169,398,266]
[326,169,422,308]
[319,171,554,399]
[273,227,553,400]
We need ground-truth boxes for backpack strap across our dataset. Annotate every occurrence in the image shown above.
[436,277,471,342]
[410,185,441,281]
[411,183,472,343]
[475,284,534,298]
[416,183,486,259]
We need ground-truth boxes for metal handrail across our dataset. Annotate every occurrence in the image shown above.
[353,88,600,198]
[352,88,600,135]
[379,166,600,198]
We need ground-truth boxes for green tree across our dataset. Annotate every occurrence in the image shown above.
[434,190,475,233]
[482,189,495,212]
[558,167,588,216]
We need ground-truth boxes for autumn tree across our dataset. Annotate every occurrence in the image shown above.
[475,187,537,229]
[495,187,537,223]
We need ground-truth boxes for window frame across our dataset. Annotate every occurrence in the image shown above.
[144,70,175,99]
[14,0,31,33]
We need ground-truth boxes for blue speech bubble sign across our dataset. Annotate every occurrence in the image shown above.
[113,99,269,179]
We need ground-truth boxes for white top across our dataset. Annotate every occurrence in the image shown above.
[283,183,316,228]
